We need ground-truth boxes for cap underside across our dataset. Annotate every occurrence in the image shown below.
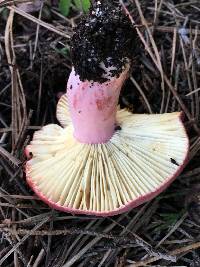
[25,95,189,216]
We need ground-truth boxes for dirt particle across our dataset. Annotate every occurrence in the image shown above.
[170,158,179,166]
[115,125,121,131]
[29,152,33,158]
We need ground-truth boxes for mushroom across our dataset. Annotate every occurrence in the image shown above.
[25,0,189,216]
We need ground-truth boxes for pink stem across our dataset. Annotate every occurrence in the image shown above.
[67,68,129,144]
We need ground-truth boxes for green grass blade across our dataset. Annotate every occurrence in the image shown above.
[74,0,91,13]
[59,0,71,16]
[82,0,91,12]
[74,0,82,9]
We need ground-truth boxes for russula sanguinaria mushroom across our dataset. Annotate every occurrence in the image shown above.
[25,0,189,216]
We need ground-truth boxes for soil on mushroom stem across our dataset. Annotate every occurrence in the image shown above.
[1,0,200,266]
[71,0,138,82]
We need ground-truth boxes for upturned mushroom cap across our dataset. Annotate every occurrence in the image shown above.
[25,0,189,216]
[25,95,189,216]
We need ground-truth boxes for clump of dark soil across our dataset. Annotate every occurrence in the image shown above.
[71,0,137,82]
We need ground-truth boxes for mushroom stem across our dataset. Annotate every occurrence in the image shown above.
[67,67,129,144]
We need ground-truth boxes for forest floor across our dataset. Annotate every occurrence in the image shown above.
[1,0,200,266]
